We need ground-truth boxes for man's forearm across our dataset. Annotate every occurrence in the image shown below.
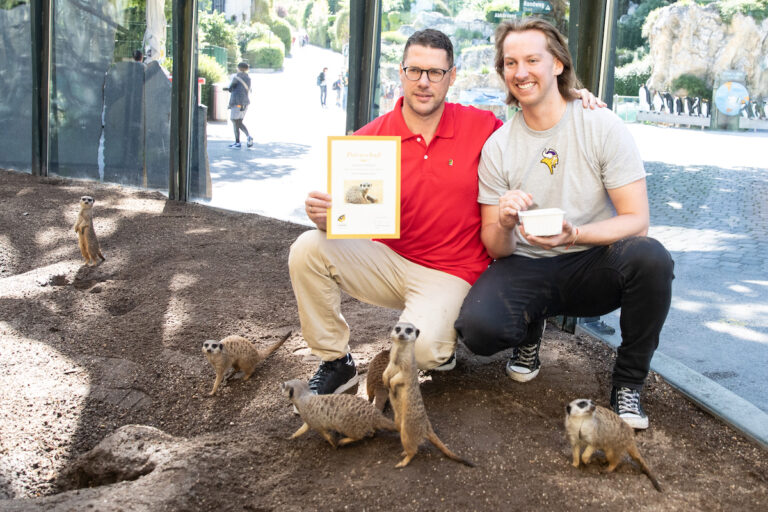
[481,223,517,260]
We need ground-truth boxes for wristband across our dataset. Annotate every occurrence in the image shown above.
[565,226,579,249]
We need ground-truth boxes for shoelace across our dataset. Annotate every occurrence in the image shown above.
[616,387,641,415]
[515,344,539,367]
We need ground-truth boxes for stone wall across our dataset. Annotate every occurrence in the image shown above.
[645,4,768,97]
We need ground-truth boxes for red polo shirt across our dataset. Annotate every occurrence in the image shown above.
[357,97,503,284]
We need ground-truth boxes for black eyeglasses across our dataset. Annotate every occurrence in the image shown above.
[402,66,453,83]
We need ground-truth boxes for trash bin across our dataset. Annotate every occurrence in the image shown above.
[212,84,229,121]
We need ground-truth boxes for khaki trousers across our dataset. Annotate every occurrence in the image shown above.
[288,230,471,370]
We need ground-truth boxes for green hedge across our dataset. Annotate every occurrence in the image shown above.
[671,73,711,100]
[269,18,292,56]
[246,40,284,69]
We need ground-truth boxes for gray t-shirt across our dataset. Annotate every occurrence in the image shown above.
[478,100,646,258]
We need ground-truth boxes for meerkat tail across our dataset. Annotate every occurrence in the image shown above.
[263,330,291,358]
[629,447,662,492]
[426,429,475,467]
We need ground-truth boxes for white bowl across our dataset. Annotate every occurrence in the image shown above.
[518,208,565,236]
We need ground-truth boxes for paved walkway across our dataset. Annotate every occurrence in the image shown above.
[202,44,768,446]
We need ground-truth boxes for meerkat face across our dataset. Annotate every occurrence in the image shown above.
[391,322,420,342]
[202,340,223,355]
[281,379,309,400]
[566,399,596,417]
[80,196,94,208]
[360,182,371,191]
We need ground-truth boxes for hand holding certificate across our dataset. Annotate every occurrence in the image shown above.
[326,136,401,239]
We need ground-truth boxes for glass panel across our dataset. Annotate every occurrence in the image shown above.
[191,1,350,224]
[0,0,32,173]
[48,0,172,193]
[377,1,568,123]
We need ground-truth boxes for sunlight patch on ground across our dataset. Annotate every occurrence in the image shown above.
[0,323,89,498]
[727,284,754,294]
[162,274,194,345]
[185,227,214,235]
[744,280,768,287]
[671,298,706,313]
[109,197,166,214]
[0,261,81,299]
[705,321,768,344]
[648,226,747,252]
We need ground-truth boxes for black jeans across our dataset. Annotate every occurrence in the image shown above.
[454,237,674,389]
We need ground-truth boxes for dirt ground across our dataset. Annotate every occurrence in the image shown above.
[0,168,766,511]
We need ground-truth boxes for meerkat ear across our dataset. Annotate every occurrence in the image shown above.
[566,404,571,415]
[288,386,294,399]
[415,328,420,338]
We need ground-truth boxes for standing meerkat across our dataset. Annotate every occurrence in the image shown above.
[565,399,662,492]
[281,379,397,448]
[202,331,291,395]
[382,322,474,468]
[73,195,105,265]
[344,182,377,204]
[366,349,390,412]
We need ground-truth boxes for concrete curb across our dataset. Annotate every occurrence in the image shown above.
[576,323,768,450]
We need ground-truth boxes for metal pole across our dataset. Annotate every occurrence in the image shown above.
[169,0,198,201]
[347,0,381,134]
[30,0,52,177]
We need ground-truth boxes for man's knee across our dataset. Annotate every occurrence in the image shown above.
[413,335,455,370]
[623,237,674,281]
[455,305,522,357]
[288,229,325,272]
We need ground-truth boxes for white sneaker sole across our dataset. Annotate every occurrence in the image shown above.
[333,373,359,394]
[619,414,649,430]
[506,363,540,383]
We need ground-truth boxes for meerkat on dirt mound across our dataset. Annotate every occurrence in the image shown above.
[565,398,662,492]
[345,182,377,204]
[73,195,105,266]
[382,322,474,468]
[366,349,390,412]
[202,331,291,395]
[281,379,397,448]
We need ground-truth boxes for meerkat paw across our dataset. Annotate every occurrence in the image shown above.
[395,454,414,468]
[290,423,310,439]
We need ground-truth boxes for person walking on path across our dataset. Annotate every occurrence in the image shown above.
[317,67,328,107]
[453,18,674,430]
[333,73,343,107]
[224,61,253,148]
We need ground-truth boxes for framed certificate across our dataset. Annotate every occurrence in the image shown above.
[326,135,401,239]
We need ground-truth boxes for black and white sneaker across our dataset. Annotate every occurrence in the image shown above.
[611,386,649,430]
[308,353,359,395]
[506,320,546,382]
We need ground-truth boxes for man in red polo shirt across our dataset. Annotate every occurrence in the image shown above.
[288,29,596,395]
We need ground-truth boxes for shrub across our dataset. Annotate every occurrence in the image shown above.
[387,11,402,31]
[671,73,711,100]
[236,22,271,55]
[269,18,292,56]
[432,0,451,16]
[715,0,768,23]
[382,31,407,44]
[614,55,652,96]
[246,40,284,69]
[197,53,226,115]
[330,8,350,52]
[617,0,672,50]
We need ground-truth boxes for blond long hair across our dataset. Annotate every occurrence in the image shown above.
[494,17,582,106]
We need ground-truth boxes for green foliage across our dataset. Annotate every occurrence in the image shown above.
[387,11,402,30]
[197,53,226,113]
[246,40,285,69]
[307,0,331,47]
[455,28,485,41]
[380,45,403,64]
[303,2,314,28]
[269,18,293,56]
[614,55,652,96]
[198,10,237,49]
[671,73,712,99]
[715,0,768,23]
[235,22,271,55]
[330,8,350,52]
[432,0,452,16]
[615,46,648,67]
[251,0,272,24]
[0,1,27,9]
[484,1,518,23]
[382,31,407,44]
[617,0,673,50]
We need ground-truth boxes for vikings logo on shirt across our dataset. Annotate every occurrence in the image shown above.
[540,148,559,175]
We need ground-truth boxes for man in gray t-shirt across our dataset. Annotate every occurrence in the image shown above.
[454,18,674,430]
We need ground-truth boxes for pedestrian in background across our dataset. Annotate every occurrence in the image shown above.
[224,61,253,149]
[317,67,328,107]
